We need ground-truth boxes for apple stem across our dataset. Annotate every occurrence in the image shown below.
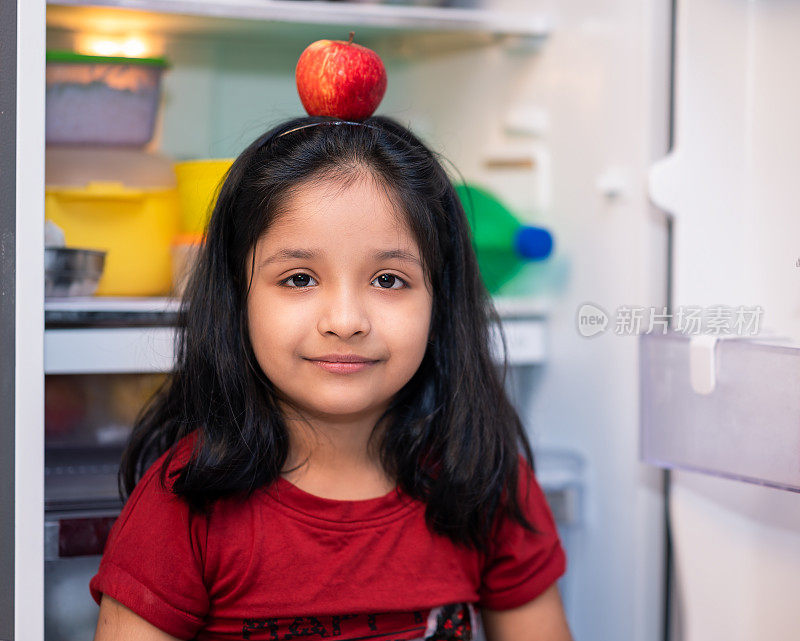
[348,31,354,45]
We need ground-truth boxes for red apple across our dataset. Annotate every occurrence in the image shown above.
[295,32,387,120]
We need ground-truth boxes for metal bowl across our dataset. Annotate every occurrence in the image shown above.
[45,247,106,297]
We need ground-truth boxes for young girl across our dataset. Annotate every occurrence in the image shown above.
[90,115,573,641]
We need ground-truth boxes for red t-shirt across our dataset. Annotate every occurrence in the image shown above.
[90,432,566,640]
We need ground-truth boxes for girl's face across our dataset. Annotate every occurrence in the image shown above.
[246,175,433,424]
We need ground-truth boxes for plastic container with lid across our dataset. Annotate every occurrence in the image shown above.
[45,147,180,296]
[46,51,169,147]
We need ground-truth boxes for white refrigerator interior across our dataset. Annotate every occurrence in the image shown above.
[29,0,800,638]
[39,1,672,639]
[44,1,669,638]
[649,0,800,639]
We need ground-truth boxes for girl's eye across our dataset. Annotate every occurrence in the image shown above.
[279,273,407,289]
[281,273,317,288]
[372,273,407,290]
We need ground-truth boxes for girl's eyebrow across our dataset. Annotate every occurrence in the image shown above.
[261,248,319,265]
[261,248,421,266]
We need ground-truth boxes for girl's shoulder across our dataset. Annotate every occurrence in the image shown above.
[118,429,205,524]
[478,452,567,610]
[90,429,211,637]
[512,452,556,531]
[141,429,202,492]
[494,453,541,513]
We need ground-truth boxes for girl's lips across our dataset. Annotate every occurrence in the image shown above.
[309,360,378,374]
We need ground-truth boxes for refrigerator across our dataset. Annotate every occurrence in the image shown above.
[4,0,800,639]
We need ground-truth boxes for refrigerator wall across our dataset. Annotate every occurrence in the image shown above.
[648,0,800,638]
[12,0,46,639]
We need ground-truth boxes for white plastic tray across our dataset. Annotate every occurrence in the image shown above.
[640,331,800,492]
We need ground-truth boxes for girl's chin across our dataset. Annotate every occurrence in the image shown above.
[283,394,392,419]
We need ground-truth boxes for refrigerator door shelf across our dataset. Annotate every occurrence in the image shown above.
[640,331,800,492]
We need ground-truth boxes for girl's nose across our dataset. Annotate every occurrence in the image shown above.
[316,284,371,339]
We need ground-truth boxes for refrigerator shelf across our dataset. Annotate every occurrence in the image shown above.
[42,453,580,560]
[533,448,584,527]
[44,298,548,373]
[45,295,548,323]
[46,1,552,41]
[640,331,800,493]
[44,318,546,373]
[45,296,180,328]
[45,327,177,374]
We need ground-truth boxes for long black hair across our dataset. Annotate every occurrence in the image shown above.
[120,114,541,552]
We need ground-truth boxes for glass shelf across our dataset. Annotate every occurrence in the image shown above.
[45,295,549,320]
[44,318,545,372]
[45,327,177,374]
[44,296,548,372]
[640,331,800,493]
[45,296,180,328]
[46,1,551,47]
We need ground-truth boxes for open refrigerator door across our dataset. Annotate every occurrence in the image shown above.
[646,0,800,638]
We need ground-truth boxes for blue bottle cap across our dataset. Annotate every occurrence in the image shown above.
[514,225,554,260]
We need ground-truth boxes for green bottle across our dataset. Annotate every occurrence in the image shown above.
[455,183,554,294]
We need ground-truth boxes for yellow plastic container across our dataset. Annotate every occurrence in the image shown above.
[170,232,204,298]
[174,158,234,234]
[45,181,180,296]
